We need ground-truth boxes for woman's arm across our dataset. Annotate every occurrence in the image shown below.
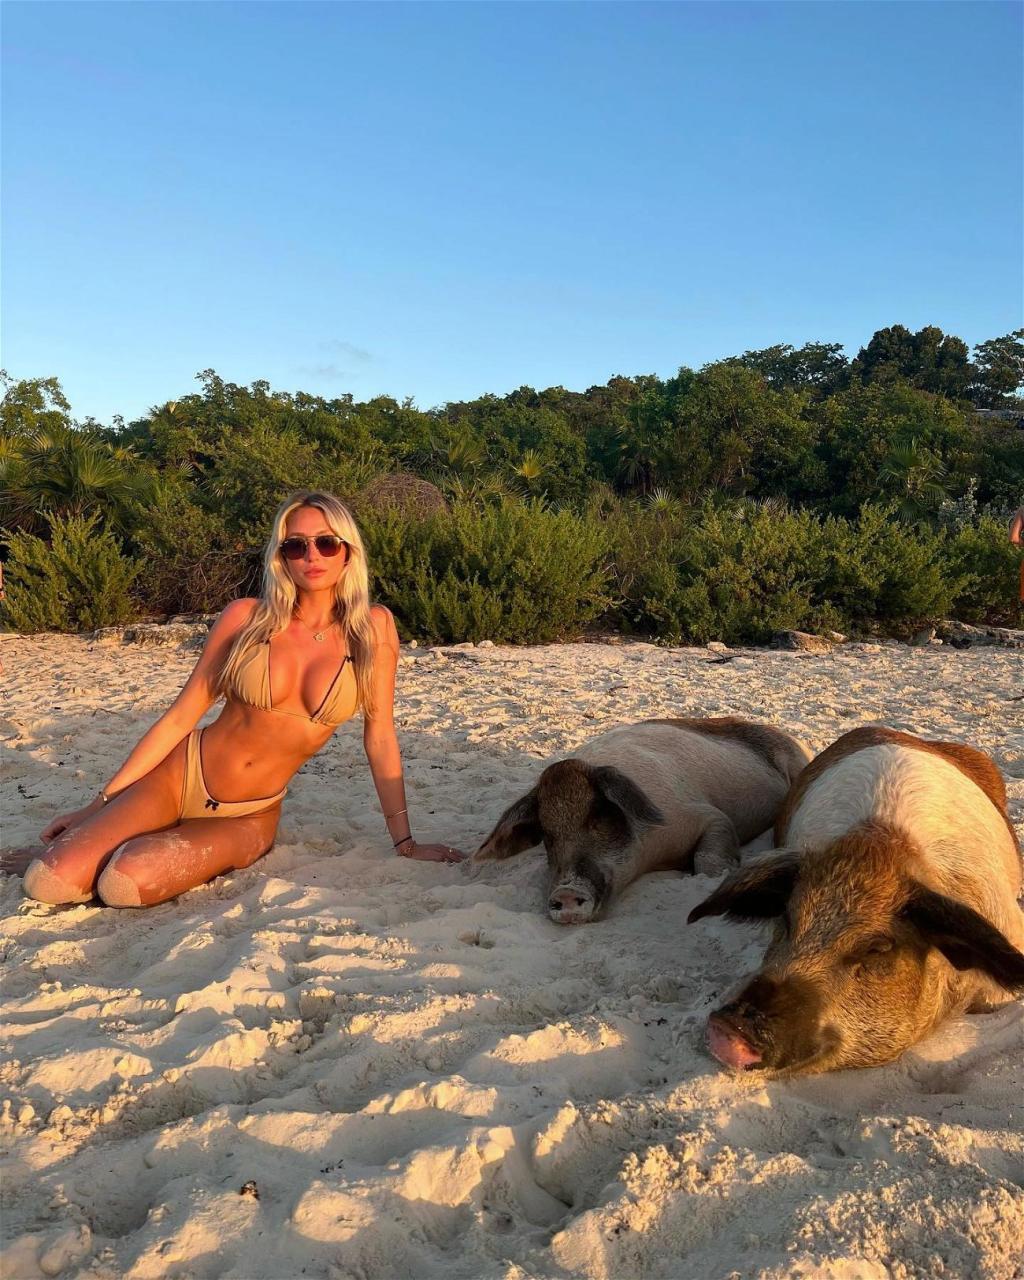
[101,598,256,794]
[362,605,463,863]
[40,599,257,841]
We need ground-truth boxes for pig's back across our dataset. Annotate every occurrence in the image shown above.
[783,743,1022,940]
[577,721,793,836]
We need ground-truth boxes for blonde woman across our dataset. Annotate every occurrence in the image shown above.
[11,491,464,907]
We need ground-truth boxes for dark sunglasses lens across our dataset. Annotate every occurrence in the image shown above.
[280,538,306,560]
[315,536,348,559]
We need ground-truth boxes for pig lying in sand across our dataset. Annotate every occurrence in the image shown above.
[474,718,811,925]
[689,726,1024,1075]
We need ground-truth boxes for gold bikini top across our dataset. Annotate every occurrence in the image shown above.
[230,641,357,727]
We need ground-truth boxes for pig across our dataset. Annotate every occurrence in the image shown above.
[474,717,812,925]
[688,726,1024,1075]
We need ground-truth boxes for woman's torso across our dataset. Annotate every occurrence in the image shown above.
[201,627,359,801]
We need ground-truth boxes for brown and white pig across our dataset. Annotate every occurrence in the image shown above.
[474,717,811,924]
[688,726,1024,1075]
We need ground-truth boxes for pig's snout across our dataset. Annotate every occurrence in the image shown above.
[706,1012,763,1071]
[548,885,596,925]
[706,974,833,1074]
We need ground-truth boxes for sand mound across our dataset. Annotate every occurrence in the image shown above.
[2,635,1022,1278]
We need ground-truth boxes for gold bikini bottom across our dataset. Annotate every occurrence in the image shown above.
[180,729,287,820]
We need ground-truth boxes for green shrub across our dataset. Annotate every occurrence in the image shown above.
[946,517,1024,624]
[609,502,840,643]
[818,504,955,629]
[673,505,841,643]
[361,499,611,643]
[608,501,965,643]
[1,514,142,633]
[129,488,261,616]
[204,424,377,541]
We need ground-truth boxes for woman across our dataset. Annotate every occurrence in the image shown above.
[1011,502,1024,603]
[11,491,464,907]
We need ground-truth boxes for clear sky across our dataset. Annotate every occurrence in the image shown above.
[3,1,1022,425]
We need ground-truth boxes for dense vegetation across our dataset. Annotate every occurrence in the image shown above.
[2,323,1022,642]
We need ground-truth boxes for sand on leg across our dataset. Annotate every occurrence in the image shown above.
[96,806,281,906]
[20,741,187,903]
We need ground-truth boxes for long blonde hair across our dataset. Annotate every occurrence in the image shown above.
[218,491,377,714]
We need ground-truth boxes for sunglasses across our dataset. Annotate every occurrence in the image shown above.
[279,535,351,562]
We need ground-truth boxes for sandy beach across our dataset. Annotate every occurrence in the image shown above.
[2,632,1022,1280]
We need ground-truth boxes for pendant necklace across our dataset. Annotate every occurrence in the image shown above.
[296,609,337,643]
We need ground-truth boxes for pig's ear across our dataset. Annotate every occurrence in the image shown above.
[590,766,665,831]
[687,850,801,924]
[474,788,542,861]
[903,884,1024,991]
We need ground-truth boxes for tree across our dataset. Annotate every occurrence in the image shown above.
[851,325,972,399]
[558,373,665,490]
[731,342,849,395]
[613,384,671,495]
[0,372,72,438]
[876,439,950,524]
[510,448,545,493]
[663,363,821,502]
[424,425,487,481]
[1,422,157,535]
[970,330,1024,407]
[811,382,970,516]
[851,325,918,385]
[438,390,591,503]
[644,487,681,516]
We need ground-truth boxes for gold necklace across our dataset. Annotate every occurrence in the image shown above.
[296,610,338,643]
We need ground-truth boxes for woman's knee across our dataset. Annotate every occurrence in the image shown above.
[23,858,94,905]
[96,840,153,908]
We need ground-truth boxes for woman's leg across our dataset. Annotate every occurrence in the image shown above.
[96,806,281,906]
[22,740,186,904]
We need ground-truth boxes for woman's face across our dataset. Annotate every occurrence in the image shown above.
[280,505,351,594]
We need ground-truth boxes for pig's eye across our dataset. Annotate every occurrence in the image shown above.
[849,937,895,970]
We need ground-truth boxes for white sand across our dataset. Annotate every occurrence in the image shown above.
[2,634,1022,1280]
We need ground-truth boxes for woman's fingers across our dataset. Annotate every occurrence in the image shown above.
[404,842,466,863]
[0,848,41,875]
[39,807,85,843]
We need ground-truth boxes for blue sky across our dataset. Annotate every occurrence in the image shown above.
[3,1,1021,425]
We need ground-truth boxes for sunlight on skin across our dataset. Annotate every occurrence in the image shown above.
[5,501,463,905]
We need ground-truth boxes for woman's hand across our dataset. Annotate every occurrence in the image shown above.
[398,839,466,864]
[40,797,102,844]
[0,848,40,876]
